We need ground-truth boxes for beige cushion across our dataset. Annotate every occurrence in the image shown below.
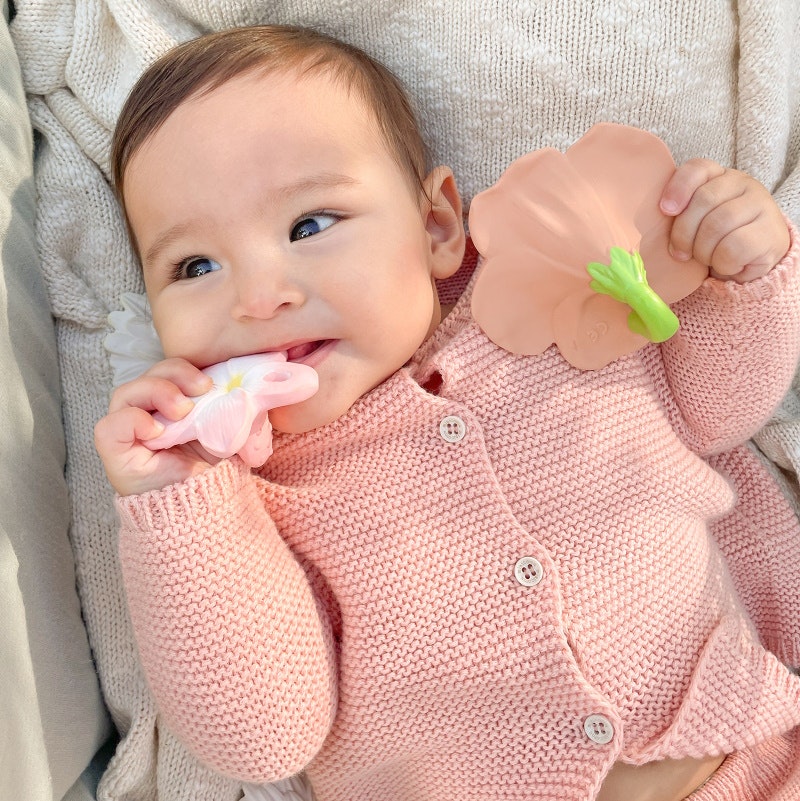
[0,2,111,799]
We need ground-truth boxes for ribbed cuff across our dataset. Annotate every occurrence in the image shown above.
[687,729,799,799]
[116,456,251,533]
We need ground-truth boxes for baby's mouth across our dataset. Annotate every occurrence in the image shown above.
[286,340,327,361]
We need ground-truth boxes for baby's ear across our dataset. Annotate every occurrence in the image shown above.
[423,166,466,279]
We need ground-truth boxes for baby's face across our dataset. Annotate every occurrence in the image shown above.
[124,69,456,433]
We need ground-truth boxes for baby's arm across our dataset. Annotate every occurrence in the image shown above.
[96,362,336,781]
[116,459,337,783]
[653,161,800,453]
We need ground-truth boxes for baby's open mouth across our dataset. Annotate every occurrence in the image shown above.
[286,340,327,361]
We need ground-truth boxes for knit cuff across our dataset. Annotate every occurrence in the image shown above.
[116,456,251,534]
[687,729,800,800]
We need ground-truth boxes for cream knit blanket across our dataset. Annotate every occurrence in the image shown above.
[9,2,800,799]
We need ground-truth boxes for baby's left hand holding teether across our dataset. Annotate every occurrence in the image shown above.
[660,158,790,283]
[94,353,318,496]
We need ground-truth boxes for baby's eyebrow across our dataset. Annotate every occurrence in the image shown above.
[142,221,195,270]
[271,171,360,203]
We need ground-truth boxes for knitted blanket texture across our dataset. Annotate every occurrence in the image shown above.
[8,1,800,799]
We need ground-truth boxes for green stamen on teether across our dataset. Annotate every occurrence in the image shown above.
[586,248,679,343]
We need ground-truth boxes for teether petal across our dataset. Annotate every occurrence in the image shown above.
[469,123,709,369]
[237,411,274,468]
[192,388,258,457]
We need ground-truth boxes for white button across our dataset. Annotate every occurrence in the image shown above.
[513,556,544,587]
[584,714,614,744]
[439,415,466,443]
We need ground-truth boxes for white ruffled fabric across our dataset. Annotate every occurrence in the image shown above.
[104,292,163,385]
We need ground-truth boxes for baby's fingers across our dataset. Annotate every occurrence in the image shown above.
[95,405,215,495]
[663,165,747,261]
[704,214,788,282]
[109,374,195,422]
[95,405,165,456]
[109,359,211,419]
[94,406,168,495]
[664,164,789,280]
[138,358,211,407]
[660,158,726,219]
[143,357,212,393]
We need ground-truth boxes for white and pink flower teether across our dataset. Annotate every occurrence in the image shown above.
[144,353,318,467]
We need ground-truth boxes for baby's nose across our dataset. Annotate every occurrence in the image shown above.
[232,262,305,319]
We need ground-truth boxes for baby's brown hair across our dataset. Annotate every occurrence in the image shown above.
[111,25,429,207]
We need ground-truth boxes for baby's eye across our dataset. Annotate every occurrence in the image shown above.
[176,257,221,280]
[290,213,339,241]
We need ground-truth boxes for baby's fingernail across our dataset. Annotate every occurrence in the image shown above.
[150,420,165,436]
[670,247,690,261]
[661,199,679,215]
[176,397,195,414]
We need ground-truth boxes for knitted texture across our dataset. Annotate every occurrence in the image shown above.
[687,729,800,801]
[118,237,800,800]
[9,1,800,799]
[708,444,800,668]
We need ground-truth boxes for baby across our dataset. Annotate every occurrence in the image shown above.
[95,25,800,801]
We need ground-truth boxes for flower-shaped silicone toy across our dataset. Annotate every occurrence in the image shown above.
[469,122,709,369]
[145,353,318,468]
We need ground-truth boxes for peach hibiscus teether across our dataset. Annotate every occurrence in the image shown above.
[469,122,709,369]
[145,353,318,468]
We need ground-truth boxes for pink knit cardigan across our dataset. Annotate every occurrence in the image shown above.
[118,234,800,800]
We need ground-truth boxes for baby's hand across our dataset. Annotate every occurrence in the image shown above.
[660,159,790,283]
[94,358,216,496]
[143,352,318,466]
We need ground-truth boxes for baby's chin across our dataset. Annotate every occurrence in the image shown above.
[269,397,352,436]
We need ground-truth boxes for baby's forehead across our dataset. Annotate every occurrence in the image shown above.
[144,69,367,146]
[171,68,382,147]
[121,55,426,218]
[122,66,410,228]
[191,64,369,114]
[160,67,410,177]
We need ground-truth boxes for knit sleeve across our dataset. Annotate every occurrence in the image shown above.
[115,457,337,783]
[652,220,800,456]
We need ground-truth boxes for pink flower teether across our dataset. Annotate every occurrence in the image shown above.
[145,353,318,467]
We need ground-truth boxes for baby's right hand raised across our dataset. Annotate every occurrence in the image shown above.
[94,358,215,496]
